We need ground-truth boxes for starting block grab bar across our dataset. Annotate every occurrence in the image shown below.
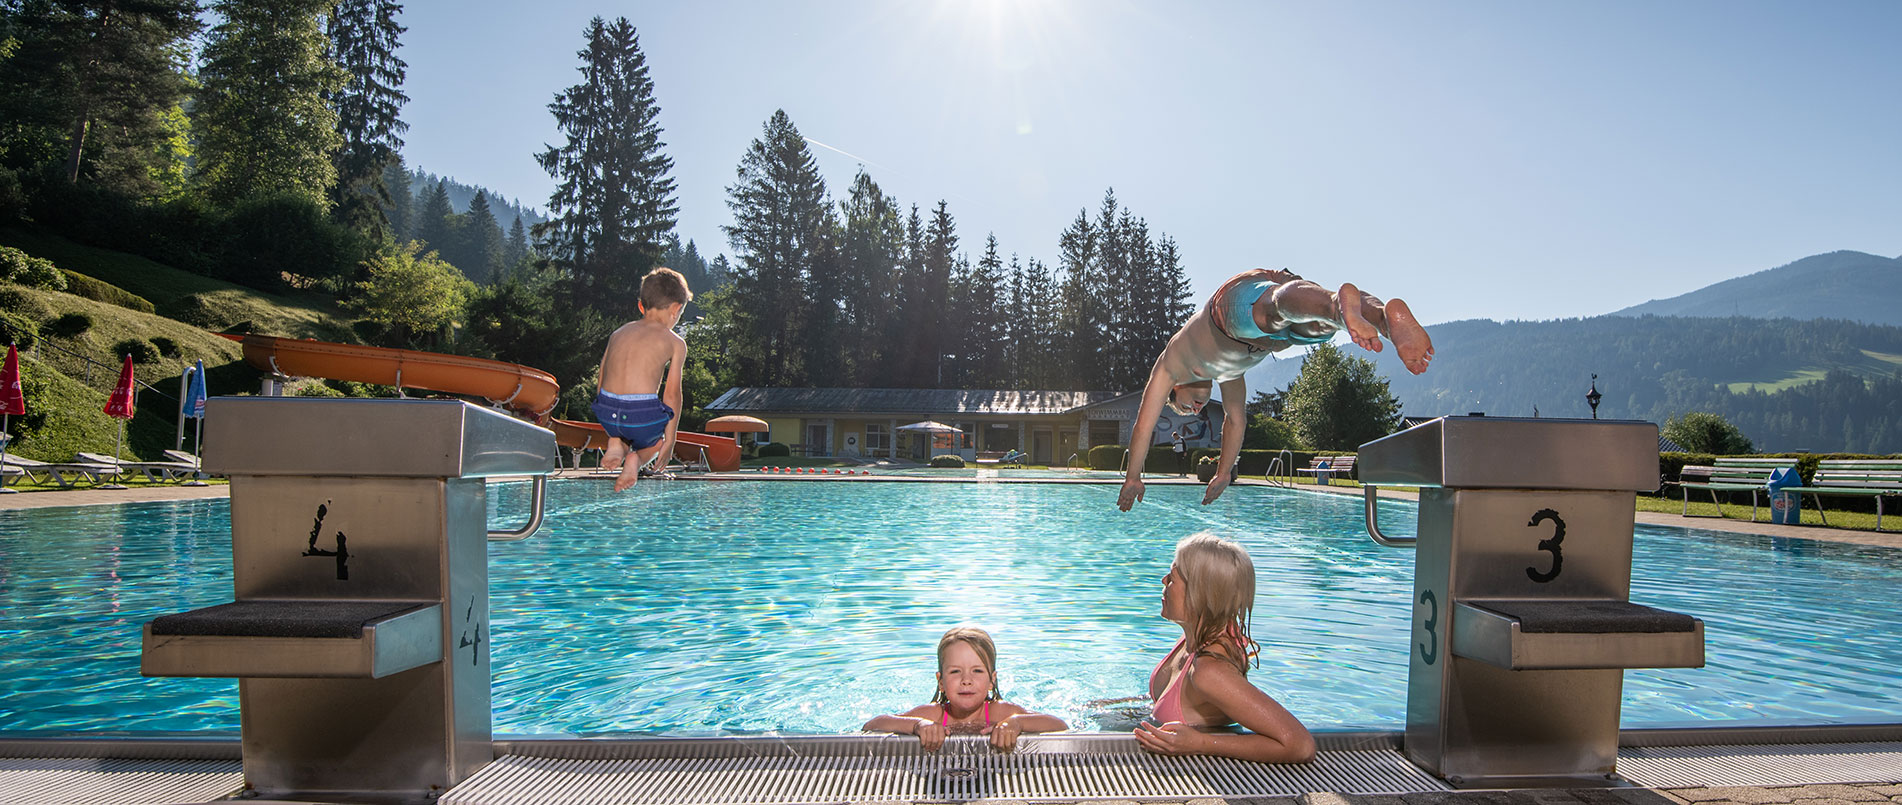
[1363,485,1417,548]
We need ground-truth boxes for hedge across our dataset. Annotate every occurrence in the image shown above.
[929,454,966,468]
[59,270,155,314]
[757,441,790,458]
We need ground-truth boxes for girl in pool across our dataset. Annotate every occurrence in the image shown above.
[863,626,1068,751]
[1140,532,1316,763]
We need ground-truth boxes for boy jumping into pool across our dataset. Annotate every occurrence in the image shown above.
[595,267,692,493]
[1118,268,1433,512]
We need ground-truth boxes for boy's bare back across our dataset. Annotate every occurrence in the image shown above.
[599,318,686,396]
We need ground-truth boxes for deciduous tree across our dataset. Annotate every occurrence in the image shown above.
[1283,344,1402,450]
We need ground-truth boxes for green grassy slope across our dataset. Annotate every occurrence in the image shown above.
[0,227,358,342]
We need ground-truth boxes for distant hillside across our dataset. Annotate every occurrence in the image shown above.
[1612,251,1902,326]
[1239,315,1902,454]
[409,167,547,227]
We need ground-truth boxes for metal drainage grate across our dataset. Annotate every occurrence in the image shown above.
[1618,742,1902,788]
[0,757,243,805]
[446,736,1447,804]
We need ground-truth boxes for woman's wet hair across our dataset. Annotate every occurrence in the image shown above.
[1174,532,1261,671]
[932,626,1001,703]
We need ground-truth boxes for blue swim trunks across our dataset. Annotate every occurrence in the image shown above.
[592,391,674,449]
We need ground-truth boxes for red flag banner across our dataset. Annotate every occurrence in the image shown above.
[0,344,22,417]
[103,353,135,420]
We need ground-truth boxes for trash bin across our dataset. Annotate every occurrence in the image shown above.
[1767,465,1802,524]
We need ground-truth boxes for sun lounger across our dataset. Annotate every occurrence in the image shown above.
[0,464,21,488]
[1,454,124,487]
[77,452,197,483]
[163,449,218,479]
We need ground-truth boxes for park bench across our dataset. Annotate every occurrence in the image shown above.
[1677,456,1792,520]
[1785,459,1902,532]
[1294,454,1356,484]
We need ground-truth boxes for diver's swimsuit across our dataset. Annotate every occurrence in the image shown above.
[591,391,674,449]
[1211,274,1339,347]
[942,701,992,727]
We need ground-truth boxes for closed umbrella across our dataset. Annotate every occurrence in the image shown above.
[0,344,22,495]
[180,360,208,486]
[100,353,135,489]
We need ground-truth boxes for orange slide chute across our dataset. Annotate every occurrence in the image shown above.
[229,334,562,422]
[550,418,741,472]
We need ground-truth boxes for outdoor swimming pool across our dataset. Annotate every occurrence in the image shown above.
[2,479,1899,736]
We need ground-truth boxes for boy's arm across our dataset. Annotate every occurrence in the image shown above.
[1201,377,1248,505]
[1118,361,1178,511]
[657,335,687,466]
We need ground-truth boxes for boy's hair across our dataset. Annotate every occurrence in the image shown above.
[640,267,693,312]
[1174,532,1260,672]
[932,626,1001,703]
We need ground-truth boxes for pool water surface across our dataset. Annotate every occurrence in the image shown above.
[1,479,1898,735]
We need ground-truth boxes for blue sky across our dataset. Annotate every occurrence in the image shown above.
[395,1,1902,327]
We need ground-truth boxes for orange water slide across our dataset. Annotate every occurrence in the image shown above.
[227,334,560,422]
[550,418,741,472]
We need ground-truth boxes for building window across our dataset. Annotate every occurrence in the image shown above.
[865,424,890,453]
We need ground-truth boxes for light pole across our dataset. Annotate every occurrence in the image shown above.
[1586,374,1602,420]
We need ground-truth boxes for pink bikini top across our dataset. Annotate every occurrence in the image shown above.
[941,701,992,727]
[1150,639,1191,725]
[1152,633,1249,726]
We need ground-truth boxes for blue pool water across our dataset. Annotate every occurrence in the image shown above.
[2,480,1900,735]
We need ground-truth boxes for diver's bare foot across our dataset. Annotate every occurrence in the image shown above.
[613,464,639,492]
[602,440,628,471]
[1384,298,1434,375]
[1337,283,1382,352]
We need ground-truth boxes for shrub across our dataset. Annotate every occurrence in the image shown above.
[758,441,790,458]
[0,311,38,350]
[112,338,161,364]
[0,284,51,320]
[0,246,66,291]
[929,454,966,468]
[47,312,93,338]
[58,270,155,313]
[149,335,181,358]
[1147,444,1192,474]
[1088,444,1126,470]
[217,192,371,292]
[1196,454,1220,483]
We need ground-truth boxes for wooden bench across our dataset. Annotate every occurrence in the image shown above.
[1677,457,1791,520]
[1294,454,1356,484]
[1785,459,1902,532]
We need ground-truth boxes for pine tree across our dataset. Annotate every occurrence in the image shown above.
[195,0,348,207]
[1053,209,1098,389]
[1005,255,1027,387]
[967,234,1007,387]
[0,0,200,194]
[326,0,409,240]
[921,201,958,387]
[382,154,413,241]
[894,205,929,386]
[536,16,677,317]
[415,180,454,256]
[505,215,530,268]
[461,190,505,283]
[839,169,904,385]
[723,109,829,386]
[1023,258,1057,388]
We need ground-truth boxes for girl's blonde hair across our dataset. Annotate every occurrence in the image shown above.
[1174,532,1260,672]
[932,626,1001,703]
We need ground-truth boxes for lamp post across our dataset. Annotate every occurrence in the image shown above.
[1586,374,1603,420]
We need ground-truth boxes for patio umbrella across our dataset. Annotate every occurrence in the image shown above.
[705,415,768,433]
[0,344,21,495]
[895,420,963,458]
[100,353,135,489]
[180,360,208,486]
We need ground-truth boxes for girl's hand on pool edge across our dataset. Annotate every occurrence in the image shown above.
[914,719,946,751]
[1134,720,1198,756]
[1118,478,1145,511]
[984,717,1022,750]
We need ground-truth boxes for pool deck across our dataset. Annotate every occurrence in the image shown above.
[2,477,1899,804]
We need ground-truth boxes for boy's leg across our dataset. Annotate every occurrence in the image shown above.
[1339,284,1434,375]
[615,443,667,492]
[602,437,630,470]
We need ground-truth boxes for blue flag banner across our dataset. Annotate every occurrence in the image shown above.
[183,360,207,419]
